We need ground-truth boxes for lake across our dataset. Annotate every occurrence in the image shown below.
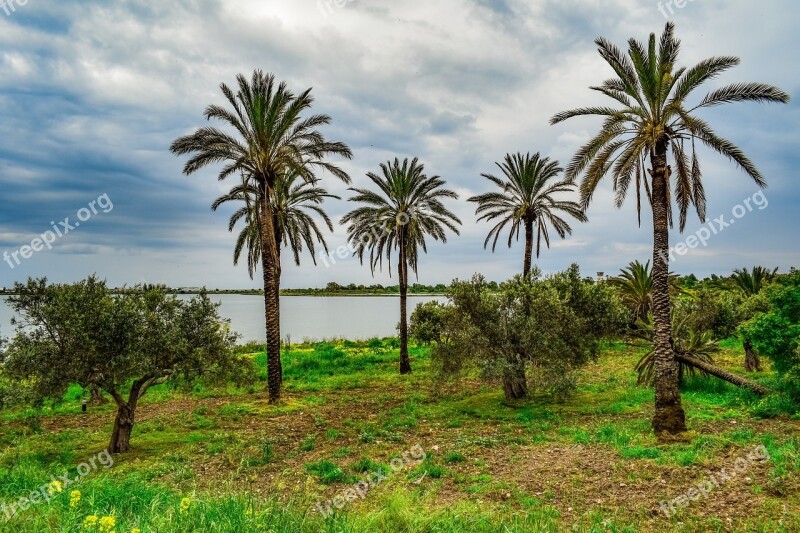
[0,294,446,342]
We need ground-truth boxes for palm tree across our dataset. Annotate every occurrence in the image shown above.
[211,173,262,279]
[610,260,653,322]
[550,23,788,435]
[341,158,461,374]
[633,309,718,387]
[212,171,340,279]
[171,70,352,402]
[634,309,770,396]
[610,260,684,323]
[468,152,587,278]
[731,266,778,296]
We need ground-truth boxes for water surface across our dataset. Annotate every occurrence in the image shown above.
[0,294,446,342]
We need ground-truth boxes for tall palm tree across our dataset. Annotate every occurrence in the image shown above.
[212,171,340,279]
[731,266,778,296]
[550,23,788,435]
[171,70,352,402]
[341,158,461,374]
[468,152,587,278]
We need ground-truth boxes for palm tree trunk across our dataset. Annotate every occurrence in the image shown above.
[676,354,770,395]
[504,220,533,400]
[744,340,763,372]
[523,216,533,278]
[650,141,687,436]
[259,189,282,402]
[398,231,412,374]
[274,217,283,383]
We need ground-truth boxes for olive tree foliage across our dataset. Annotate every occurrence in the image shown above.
[409,301,447,345]
[682,288,769,340]
[2,277,251,453]
[740,270,800,400]
[431,265,626,400]
[0,334,21,411]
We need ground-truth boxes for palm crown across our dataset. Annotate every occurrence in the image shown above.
[731,266,778,296]
[469,152,587,262]
[341,157,462,276]
[550,22,789,230]
[212,171,339,278]
[171,70,352,190]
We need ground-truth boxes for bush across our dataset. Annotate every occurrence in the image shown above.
[409,301,447,344]
[432,265,626,399]
[684,289,744,339]
[741,271,800,375]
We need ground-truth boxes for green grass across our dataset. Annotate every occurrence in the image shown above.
[304,460,353,484]
[1,338,798,532]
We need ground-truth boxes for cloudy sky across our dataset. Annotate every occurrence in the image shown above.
[0,0,797,289]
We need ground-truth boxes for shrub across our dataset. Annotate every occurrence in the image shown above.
[409,301,447,345]
[432,265,626,400]
[741,271,800,375]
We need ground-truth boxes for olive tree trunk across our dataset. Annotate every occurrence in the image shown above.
[502,353,528,400]
[744,340,763,372]
[650,141,687,436]
[109,397,137,454]
[89,383,108,405]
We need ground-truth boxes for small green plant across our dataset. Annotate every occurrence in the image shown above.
[351,457,386,474]
[445,451,466,464]
[299,435,316,452]
[260,441,274,464]
[358,430,376,443]
[304,460,352,484]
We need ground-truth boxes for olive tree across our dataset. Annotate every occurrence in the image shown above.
[432,265,626,401]
[3,277,249,453]
[741,270,800,401]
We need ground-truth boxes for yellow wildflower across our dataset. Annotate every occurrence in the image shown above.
[83,515,99,529]
[69,490,82,508]
[98,515,116,532]
[179,497,192,514]
[49,480,63,494]
[131,529,141,533]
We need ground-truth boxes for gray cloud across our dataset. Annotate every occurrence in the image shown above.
[0,0,797,289]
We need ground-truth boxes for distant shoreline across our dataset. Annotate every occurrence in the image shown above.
[0,290,447,297]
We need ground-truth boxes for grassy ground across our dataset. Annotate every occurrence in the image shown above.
[1,339,798,532]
